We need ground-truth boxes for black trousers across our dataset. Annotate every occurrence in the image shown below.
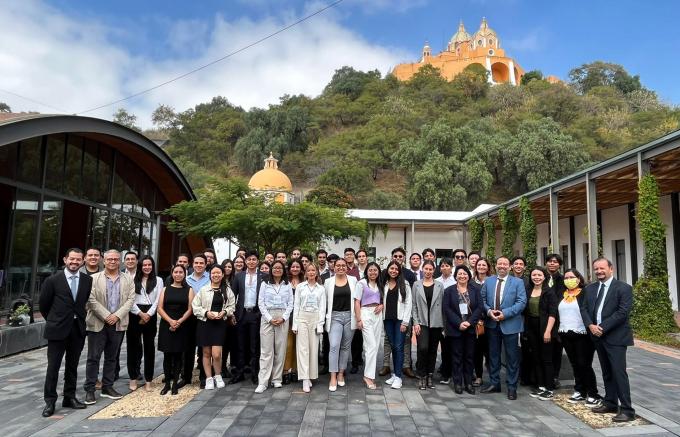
[474,331,489,379]
[236,310,261,374]
[595,341,634,415]
[439,334,452,378]
[351,330,364,367]
[552,339,563,379]
[526,317,554,389]
[222,322,238,374]
[163,352,183,383]
[416,326,441,377]
[84,325,124,392]
[114,331,125,380]
[44,319,85,402]
[520,334,535,385]
[560,331,599,398]
[126,312,157,382]
[182,318,198,382]
[450,333,475,386]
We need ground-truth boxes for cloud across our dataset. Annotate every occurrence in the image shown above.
[504,29,544,52]
[0,1,408,127]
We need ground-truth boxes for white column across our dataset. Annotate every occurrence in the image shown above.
[549,187,559,252]
[509,60,516,86]
[586,174,599,278]
[485,57,493,84]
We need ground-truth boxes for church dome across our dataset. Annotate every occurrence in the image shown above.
[450,20,471,44]
[248,152,293,192]
[472,17,499,49]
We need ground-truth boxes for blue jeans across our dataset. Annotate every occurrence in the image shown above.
[383,319,405,378]
[487,325,520,390]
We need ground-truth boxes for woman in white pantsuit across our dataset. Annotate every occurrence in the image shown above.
[292,263,326,393]
[354,262,384,389]
[255,260,294,393]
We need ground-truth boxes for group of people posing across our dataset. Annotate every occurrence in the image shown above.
[39,245,636,423]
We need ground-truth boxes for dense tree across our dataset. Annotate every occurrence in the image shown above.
[323,66,381,100]
[520,70,543,85]
[569,61,642,95]
[151,104,177,131]
[362,189,409,210]
[112,108,141,132]
[0,102,11,112]
[317,165,373,195]
[306,185,355,209]
[165,177,367,254]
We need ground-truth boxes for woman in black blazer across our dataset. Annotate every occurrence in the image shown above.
[524,267,558,400]
[443,265,482,395]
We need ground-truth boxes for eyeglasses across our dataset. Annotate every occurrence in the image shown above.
[335,265,347,269]
[393,255,404,258]
[455,255,466,260]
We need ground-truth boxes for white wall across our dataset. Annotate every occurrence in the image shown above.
[660,195,678,310]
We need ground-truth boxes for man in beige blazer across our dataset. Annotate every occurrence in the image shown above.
[83,249,136,404]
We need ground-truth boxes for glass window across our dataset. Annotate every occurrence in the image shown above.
[82,139,99,202]
[64,135,84,197]
[45,135,66,192]
[96,146,113,206]
[35,197,63,305]
[17,137,43,186]
[435,249,453,265]
[141,220,153,256]
[613,239,627,282]
[86,207,109,251]
[6,190,39,313]
[0,142,18,180]
[583,243,591,280]
[109,212,141,252]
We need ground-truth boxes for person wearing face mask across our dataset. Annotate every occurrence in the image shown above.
[524,267,558,401]
[558,269,603,408]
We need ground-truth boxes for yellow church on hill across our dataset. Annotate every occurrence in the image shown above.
[248,152,295,204]
[393,18,525,86]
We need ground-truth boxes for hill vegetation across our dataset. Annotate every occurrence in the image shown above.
[137,61,679,210]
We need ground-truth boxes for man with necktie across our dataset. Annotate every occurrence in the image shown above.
[480,256,527,400]
[40,248,93,417]
[580,257,635,422]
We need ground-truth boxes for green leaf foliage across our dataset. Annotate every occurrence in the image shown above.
[519,197,537,269]
[468,218,484,253]
[165,177,367,254]
[631,277,678,338]
[306,185,355,209]
[637,175,668,278]
[483,218,496,261]
[499,206,518,258]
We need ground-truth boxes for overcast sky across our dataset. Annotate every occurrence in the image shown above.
[2,0,678,127]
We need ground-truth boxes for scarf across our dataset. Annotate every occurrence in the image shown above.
[563,288,582,303]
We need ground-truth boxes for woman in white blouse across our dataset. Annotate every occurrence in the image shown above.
[255,260,294,393]
[128,255,162,391]
[292,263,326,393]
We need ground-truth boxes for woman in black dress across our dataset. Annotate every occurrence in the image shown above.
[192,264,236,390]
[220,259,237,378]
[157,264,195,395]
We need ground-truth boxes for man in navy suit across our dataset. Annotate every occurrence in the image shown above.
[581,257,635,422]
[39,248,93,417]
[480,256,527,400]
[229,249,267,384]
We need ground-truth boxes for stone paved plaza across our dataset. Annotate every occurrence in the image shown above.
[2,340,680,437]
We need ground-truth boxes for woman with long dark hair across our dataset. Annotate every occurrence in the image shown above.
[354,262,383,389]
[324,258,359,391]
[283,259,304,384]
[157,264,195,394]
[255,260,294,393]
[473,257,493,387]
[220,259,237,379]
[443,265,482,394]
[525,267,558,400]
[382,261,412,390]
[128,255,162,391]
[412,260,444,390]
[192,264,236,390]
[559,268,602,406]
[233,256,245,272]
[293,263,326,392]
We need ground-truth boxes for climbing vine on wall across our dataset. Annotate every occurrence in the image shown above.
[483,217,496,261]
[499,206,518,259]
[468,218,484,253]
[519,197,537,269]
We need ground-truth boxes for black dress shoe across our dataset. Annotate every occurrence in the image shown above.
[282,373,291,385]
[507,390,517,400]
[177,378,187,389]
[229,374,245,385]
[403,367,417,379]
[592,405,618,414]
[62,397,86,409]
[480,385,501,393]
[171,380,179,395]
[350,365,359,374]
[454,384,463,394]
[160,384,171,395]
[42,401,56,417]
[612,413,635,422]
[464,385,475,395]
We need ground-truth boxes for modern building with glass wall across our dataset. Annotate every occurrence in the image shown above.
[0,114,207,317]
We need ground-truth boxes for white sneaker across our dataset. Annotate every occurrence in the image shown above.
[205,377,215,390]
[385,375,395,385]
[302,380,311,393]
[391,376,403,389]
[255,384,268,393]
[273,381,282,388]
[214,375,225,388]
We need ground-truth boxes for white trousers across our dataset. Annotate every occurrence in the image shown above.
[295,310,320,380]
[361,307,383,379]
[258,310,289,385]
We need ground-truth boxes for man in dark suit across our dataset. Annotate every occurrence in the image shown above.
[480,256,527,400]
[229,249,267,384]
[581,257,635,422]
[39,248,93,417]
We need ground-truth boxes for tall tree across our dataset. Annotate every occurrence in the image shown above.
[112,108,141,132]
[0,102,11,112]
[569,61,642,95]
